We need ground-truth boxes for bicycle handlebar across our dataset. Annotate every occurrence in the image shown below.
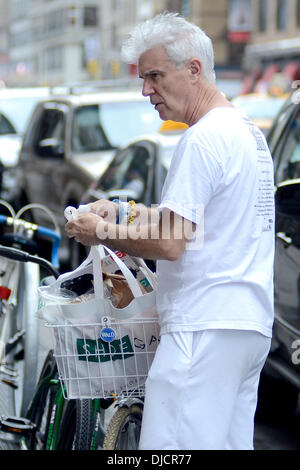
[0,244,60,279]
[0,214,61,268]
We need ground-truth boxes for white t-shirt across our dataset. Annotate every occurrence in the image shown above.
[157,107,275,338]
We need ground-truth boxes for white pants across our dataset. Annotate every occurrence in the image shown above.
[139,329,271,450]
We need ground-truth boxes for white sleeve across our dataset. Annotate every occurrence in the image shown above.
[159,140,224,223]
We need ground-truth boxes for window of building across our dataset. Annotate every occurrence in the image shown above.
[45,10,64,34]
[11,30,31,48]
[11,0,29,20]
[277,0,287,30]
[83,6,98,27]
[258,0,267,32]
[46,46,63,72]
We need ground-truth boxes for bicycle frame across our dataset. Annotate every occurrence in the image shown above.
[90,399,107,450]
[45,379,64,450]
[24,361,63,450]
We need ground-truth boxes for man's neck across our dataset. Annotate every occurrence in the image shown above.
[187,81,233,126]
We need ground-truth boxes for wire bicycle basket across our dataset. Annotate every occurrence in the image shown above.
[46,315,160,400]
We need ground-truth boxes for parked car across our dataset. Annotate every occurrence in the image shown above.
[81,122,186,206]
[0,87,50,203]
[80,122,188,269]
[17,89,163,266]
[231,92,287,136]
[255,93,300,420]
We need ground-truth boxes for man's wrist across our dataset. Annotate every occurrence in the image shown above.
[112,199,137,225]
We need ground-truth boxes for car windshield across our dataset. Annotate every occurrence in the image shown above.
[232,96,286,120]
[0,93,49,134]
[100,101,163,147]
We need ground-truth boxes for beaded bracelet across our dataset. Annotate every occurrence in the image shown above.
[112,199,137,225]
[128,200,137,225]
[112,199,125,224]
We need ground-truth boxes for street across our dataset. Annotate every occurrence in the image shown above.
[254,404,300,450]
[1,403,300,450]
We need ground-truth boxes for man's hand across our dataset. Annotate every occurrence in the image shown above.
[65,212,108,246]
[89,199,119,224]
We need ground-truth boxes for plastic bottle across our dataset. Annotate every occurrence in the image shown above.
[64,204,90,221]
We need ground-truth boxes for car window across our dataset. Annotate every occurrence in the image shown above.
[122,145,153,201]
[72,105,112,153]
[0,112,16,135]
[275,109,300,183]
[99,144,151,200]
[267,101,297,154]
[33,107,66,156]
[99,147,136,192]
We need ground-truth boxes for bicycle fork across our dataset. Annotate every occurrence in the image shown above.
[44,379,64,450]
[90,399,106,450]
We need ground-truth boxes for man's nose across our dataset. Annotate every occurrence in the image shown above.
[142,79,154,97]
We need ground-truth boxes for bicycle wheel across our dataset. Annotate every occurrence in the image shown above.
[57,399,95,450]
[102,404,143,450]
[25,350,58,450]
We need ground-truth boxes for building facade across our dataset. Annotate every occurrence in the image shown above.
[3,0,248,87]
[152,0,245,68]
[243,0,300,92]
[8,0,103,85]
[0,0,10,85]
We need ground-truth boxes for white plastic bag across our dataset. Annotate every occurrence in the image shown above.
[38,245,159,399]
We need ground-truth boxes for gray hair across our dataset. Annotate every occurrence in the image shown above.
[121,12,216,83]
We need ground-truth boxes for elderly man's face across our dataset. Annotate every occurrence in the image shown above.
[138,45,192,123]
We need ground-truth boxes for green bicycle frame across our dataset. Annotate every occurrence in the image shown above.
[90,399,105,450]
[24,363,64,450]
[45,378,65,450]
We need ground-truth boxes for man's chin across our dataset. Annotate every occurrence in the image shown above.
[158,109,171,121]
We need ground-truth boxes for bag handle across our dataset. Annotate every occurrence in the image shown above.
[52,246,95,286]
[91,245,144,299]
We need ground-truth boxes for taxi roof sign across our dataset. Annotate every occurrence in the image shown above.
[159,120,189,133]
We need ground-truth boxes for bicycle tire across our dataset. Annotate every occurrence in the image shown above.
[74,399,95,450]
[57,399,95,450]
[102,404,143,450]
[25,350,58,450]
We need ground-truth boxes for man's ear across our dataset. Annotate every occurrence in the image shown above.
[188,58,202,82]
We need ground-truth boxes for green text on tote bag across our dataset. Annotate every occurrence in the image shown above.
[76,335,134,363]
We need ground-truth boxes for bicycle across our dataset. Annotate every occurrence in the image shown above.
[0,201,155,450]
[0,201,114,450]
[22,349,114,450]
[0,201,61,419]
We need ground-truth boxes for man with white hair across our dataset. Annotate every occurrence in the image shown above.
[66,12,275,450]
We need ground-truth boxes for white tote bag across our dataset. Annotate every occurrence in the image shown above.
[38,245,160,399]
